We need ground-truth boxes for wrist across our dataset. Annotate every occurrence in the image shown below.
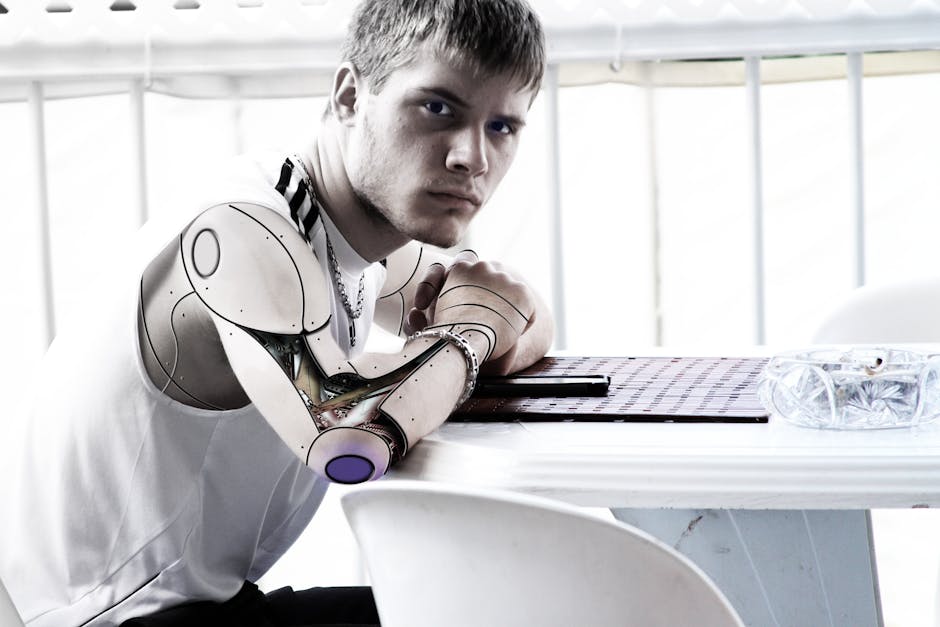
[406,327,479,406]
[447,324,495,364]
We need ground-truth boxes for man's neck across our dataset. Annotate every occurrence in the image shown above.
[305,127,409,263]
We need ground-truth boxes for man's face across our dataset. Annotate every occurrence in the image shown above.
[343,44,536,249]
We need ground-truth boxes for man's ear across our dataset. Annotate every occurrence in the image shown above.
[330,62,362,126]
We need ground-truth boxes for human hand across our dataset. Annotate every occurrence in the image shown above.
[430,257,535,364]
[403,249,479,335]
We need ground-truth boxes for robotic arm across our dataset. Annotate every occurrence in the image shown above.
[139,202,497,484]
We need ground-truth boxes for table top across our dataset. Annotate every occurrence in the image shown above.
[390,411,940,510]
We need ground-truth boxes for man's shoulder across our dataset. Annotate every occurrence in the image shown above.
[133,151,299,266]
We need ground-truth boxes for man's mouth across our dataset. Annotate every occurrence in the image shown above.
[427,189,482,211]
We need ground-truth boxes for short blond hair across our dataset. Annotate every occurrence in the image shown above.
[341,0,545,94]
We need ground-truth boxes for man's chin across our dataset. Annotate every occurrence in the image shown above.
[415,233,461,249]
[408,225,465,249]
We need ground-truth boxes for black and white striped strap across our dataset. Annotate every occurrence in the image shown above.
[274,156,320,242]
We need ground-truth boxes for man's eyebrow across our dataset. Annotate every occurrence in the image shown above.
[416,87,470,109]
[499,114,527,130]
[415,87,527,128]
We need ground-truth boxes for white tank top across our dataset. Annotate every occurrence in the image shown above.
[0,151,386,626]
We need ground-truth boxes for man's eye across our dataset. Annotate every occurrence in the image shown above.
[424,101,453,116]
[488,120,512,135]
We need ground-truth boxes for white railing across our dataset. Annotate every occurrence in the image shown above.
[744,56,765,345]
[25,81,55,346]
[847,52,867,289]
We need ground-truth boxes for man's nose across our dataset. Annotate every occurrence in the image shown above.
[445,127,488,176]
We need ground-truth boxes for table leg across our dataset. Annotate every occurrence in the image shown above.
[610,508,882,627]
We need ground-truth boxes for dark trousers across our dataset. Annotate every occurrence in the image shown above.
[119,582,380,627]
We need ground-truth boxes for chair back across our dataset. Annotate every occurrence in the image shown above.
[813,277,940,343]
[0,577,24,627]
[342,481,744,627]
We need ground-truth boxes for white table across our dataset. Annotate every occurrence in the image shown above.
[391,417,940,625]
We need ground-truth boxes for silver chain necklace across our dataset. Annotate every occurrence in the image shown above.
[294,154,366,346]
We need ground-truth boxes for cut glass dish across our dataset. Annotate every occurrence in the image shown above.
[758,347,940,429]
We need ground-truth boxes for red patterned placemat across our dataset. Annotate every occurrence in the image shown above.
[452,356,769,423]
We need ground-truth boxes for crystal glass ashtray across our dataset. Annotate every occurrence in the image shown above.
[758,347,940,429]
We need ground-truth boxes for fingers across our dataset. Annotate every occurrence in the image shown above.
[403,308,428,336]
[413,263,446,311]
[408,251,491,337]
[409,252,479,333]
[453,249,478,264]
[414,251,479,310]
[408,262,445,335]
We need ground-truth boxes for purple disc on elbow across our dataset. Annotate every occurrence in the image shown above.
[325,455,375,484]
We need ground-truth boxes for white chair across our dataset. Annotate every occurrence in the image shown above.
[341,481,744,627]
[812,277,940,627]
[812,276,940,343]
[0,577,24,627]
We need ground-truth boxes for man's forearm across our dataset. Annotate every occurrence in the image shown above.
[375,327,487,449]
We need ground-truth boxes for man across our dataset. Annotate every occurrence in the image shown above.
[0,0,550,625]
